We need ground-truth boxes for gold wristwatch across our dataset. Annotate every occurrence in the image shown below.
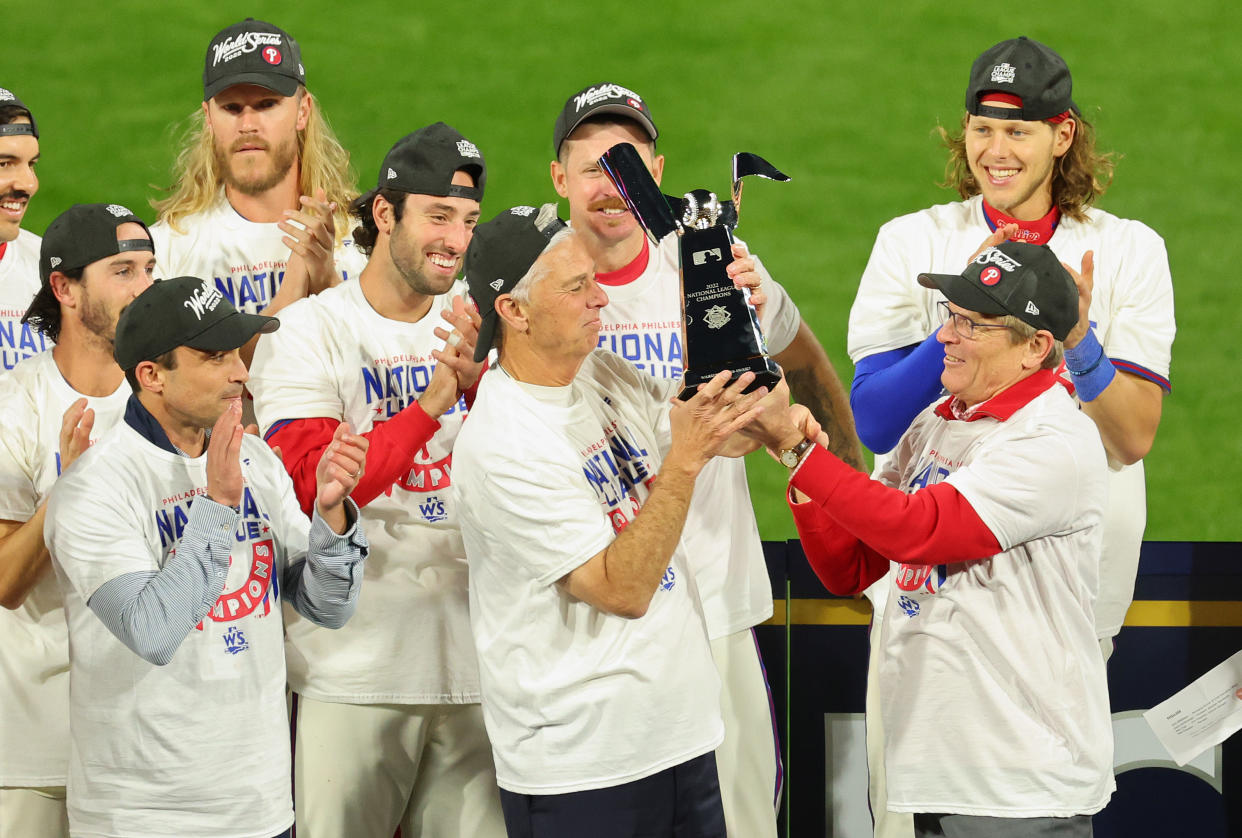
[778,438,814,469]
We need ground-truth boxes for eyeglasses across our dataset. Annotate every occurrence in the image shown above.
[936,300,1014,340]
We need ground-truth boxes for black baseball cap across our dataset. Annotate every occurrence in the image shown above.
[376,123,486,202]
[0,86,38,138]
[966,36,1076,122]
[23,204,154,336]
[203,18,305,101]
[114,277,279,370]
[918,241,1078,340]
[464,204,567,362]
[38,203,152,284]
[553,82,658,157]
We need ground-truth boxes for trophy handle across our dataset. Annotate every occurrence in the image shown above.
[599,143,682,242]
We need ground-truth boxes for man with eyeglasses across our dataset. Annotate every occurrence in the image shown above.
[744,239,1113,838]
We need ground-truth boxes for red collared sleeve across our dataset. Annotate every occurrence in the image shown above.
[788,446,1001,594]
[265,403,442,515]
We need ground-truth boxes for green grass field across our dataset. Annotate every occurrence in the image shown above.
[7,0,1240,540]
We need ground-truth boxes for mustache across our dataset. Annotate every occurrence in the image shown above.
[229,138,270,153]
[0,190,31,202]
[588,197,628,213]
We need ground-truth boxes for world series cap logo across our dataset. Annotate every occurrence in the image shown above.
[0,89,14,102]
[573,83,644,113]
[212,31,283,66]
[106,204,132,217]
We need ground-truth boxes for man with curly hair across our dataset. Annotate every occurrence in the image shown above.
[151,18,364,364]
[846,36,1174,838]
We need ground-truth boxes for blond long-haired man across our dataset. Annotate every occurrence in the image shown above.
[151,18,363,365]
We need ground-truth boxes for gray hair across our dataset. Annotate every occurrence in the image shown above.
[508,226,577,304]
[1003,315,1064,370]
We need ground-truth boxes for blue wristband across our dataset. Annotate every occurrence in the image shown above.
[1064,328,1116,402]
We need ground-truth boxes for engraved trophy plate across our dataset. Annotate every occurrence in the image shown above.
[599,143,789,399]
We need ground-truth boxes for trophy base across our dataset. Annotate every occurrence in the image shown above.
[678,355,783,401]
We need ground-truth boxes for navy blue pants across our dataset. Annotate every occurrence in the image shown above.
[499,751,726,838]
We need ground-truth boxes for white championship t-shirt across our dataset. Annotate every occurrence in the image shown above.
[46,428,309,838]
[453,350,723,795]
[876,383,1114,817]
[249,279,476,702]
[594,233,800,637]
[849,194,1175,637]
[0,352,128,787]
[0,229,47,371]
[152,192,367,315]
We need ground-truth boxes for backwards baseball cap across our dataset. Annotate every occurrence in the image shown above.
[23,204,154,336]
[0,86,37,138]
[464,204,567,362]
[115,277,279,370]
[553,82,658,157]
[918,241,1078,340]
[376,123,486,202]
[203,18,305,101]
[39,203,152,284]
[966,36,1076,122]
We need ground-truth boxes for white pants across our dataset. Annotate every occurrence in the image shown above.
[0,786,68,838]
[292,698,505,838]
[712,628,782,838]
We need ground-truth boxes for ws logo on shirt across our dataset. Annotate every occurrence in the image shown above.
[417,495,448,523]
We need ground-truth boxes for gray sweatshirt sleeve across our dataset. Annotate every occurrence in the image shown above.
[281,498,368,629]
[86,497,237,666]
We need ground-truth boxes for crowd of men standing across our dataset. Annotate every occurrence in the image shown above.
[0,16,1171,838]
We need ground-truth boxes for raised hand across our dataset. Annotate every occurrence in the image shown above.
[206,400,245,507]
[58,398,95,473]
[314,422,368,533]
[1061,250,1095,349]
[666,370,768,474]
[280,188,340,295]
[431,294,485,392]
[966,222,1019,265]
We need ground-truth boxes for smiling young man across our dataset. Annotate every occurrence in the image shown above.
[0,87,46,371]
[152,19,363,334]
[248,123,504,838]
[846,38,1174,837]
[45,276,369,838]
[0,203,155,838]
[750,241,1113,838]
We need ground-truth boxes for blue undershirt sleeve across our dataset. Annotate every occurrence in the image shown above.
[86,497,236,666]
[281,498,368,629]
[849,330,946,454]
